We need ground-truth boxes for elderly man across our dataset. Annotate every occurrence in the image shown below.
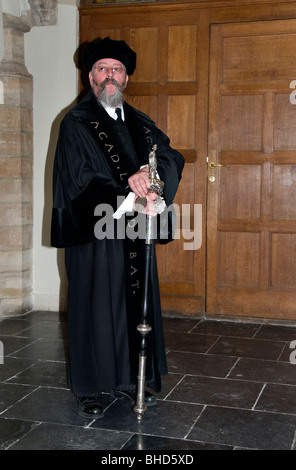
[51,37,184,419]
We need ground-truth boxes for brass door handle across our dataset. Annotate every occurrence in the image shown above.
[208,161,225,169]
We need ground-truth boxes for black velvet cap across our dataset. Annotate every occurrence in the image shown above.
[83,37,136,75]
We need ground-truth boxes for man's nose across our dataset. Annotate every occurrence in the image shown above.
[107,68,114,77]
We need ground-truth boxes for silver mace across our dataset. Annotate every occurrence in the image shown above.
[133,144,165,421]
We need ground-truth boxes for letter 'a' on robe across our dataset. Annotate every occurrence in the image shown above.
[51,90,184,396]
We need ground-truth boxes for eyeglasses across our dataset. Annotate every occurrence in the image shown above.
[94,65,125,74]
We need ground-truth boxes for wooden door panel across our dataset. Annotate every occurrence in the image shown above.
[273,165,296,219]
[167,96,196,149]
[221,95,263,151]
[126,96,158,123]
[208,20,296,320]
[217,232,260,288]
[274,94,296,149]
[167,25,198,82]
[128,28,159,83]
[222,28,296,82]
[271,234,296,289]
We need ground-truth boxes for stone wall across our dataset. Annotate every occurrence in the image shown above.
[0,1,58,317]
[0,12,33,316]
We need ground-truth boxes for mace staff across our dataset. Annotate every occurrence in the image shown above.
[133,144,164,420]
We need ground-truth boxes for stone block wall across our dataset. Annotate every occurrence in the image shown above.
[0,13,33,316]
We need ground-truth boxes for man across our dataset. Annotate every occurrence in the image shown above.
[51,37,184,419]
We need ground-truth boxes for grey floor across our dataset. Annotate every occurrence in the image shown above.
[1,310,296,450]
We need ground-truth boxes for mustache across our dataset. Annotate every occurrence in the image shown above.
[99,77,121,90]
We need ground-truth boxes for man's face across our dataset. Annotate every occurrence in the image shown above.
[89,58,129,104]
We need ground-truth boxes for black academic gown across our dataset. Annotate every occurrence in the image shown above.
[51,91,184,396]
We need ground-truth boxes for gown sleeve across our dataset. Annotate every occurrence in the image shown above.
[51,115,130,247]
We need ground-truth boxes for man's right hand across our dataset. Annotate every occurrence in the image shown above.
[128,167,150,198]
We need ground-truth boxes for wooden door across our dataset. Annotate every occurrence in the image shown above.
[79,6,208,315]
[207,20,296,320]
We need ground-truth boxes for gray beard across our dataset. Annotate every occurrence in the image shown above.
[97,78,124,108]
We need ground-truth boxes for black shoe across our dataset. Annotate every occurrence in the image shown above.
[111,389,157,407]
[77,396,104,419]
